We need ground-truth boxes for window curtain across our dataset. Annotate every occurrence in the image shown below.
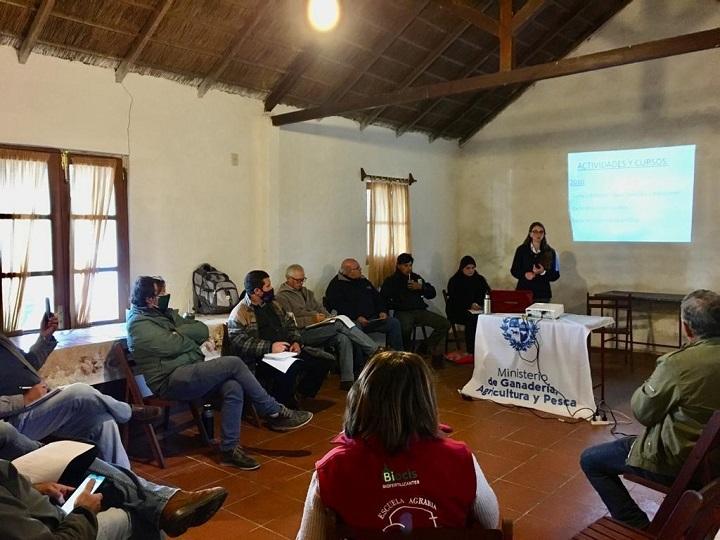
[0,149,50,333]
[70,157,115,326]
[367,180,411,287]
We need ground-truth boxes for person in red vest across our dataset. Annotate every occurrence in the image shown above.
[297,351,499,537]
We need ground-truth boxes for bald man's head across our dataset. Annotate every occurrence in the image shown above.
[341,259,362,279]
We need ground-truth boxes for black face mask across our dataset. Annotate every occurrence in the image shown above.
[156,294,171,311]
[261,289,275,303]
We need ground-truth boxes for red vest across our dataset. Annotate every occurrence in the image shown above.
[316,435,476,532]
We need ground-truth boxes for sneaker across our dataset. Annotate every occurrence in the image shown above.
[266,406,313,432]
[220,447,260,470]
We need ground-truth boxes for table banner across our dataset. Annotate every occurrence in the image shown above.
[460,313,612,418]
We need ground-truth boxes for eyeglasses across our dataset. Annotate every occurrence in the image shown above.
[531,229,545,234]
[290,276,307,283]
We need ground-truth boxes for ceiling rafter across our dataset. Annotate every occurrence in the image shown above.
[435,0,499,36]
[115,0,173,83]
[270,27,720,127]
[512,0,547,34]
[359,20,471,129]
[263,44,318,112]
[197,0,273,98]
[498,0,513,71]
[17,0,54,63]
[322,0,430,105]
[455,0,632,144]
[431,1,596,142]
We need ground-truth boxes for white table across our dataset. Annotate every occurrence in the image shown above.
[460,313,613,418]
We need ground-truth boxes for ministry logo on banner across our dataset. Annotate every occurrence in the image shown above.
[500,317,538,352]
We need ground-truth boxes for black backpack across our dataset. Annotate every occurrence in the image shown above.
[192,264,240,314]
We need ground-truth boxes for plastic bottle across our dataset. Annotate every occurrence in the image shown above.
[483,293,491,314]
[202,403,214,439]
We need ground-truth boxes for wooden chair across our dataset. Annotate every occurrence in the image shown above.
[114,342,211,468]
[442,289,464,353]
[325,508,513,540]
[587,292,634,369]
[573,477,720,540]
[622,410,720,535]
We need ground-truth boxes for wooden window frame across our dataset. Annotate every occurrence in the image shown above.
[0,143,130,336]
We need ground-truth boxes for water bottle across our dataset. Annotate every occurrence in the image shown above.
[483,293,491,315]
[202,403,214,439]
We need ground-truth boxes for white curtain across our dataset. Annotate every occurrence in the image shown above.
[367,180,411,287]
[70,158,115,326]
[0,149,50,333]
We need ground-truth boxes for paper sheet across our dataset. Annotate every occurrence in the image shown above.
[12,440,95,484]
[262,351,299,373]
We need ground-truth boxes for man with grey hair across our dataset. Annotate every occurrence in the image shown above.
[580,289,720,529]
[276,264,378,391]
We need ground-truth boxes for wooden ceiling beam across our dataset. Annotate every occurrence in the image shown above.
[360,20,471,128]
[17,0,54,63]
[431,1,593,142]
[115,0,173,83]
[435,0,499,37]
[271,27,720,127]
[512,0,547,34]
[499,0,514,71]
[197,1,272,98]
[264,44,318,112]
[323,1,430,105]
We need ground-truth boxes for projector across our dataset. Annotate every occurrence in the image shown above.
[525,303,565,319]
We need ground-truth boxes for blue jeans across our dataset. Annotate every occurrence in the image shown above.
[161,356,282,452]
[302,321,378,382]
[580,436,674,528]
[363,317,403,350]
[6,383,132,468]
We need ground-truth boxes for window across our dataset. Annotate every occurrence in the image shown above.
[366,179,411,286]
[0,146,129,335]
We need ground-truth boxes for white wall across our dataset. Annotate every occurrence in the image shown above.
[456,0,720,346]
[0,46,458,313]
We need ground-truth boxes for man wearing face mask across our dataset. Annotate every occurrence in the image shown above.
[227,271,333,407]
[126,276,312,471]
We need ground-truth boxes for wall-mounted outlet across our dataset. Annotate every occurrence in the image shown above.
[230,153,239,166]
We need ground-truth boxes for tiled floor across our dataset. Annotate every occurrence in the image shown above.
[129,349,664,539]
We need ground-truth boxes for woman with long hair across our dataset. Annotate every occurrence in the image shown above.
[297,351,499,537]
[446,255,491,357]
[510,221,560,302]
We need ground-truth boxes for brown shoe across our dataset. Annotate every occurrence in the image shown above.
[159,487,228,537]
[130,404,163,423]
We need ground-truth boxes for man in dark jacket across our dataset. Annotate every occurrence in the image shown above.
[325,258,403,350]
[380,253,450,364]
[126,276,311,471]
[0,421,227,538]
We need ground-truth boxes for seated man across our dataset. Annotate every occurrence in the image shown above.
[0,421,227,538]
[325,258,403,351]
[276,264,378,390]
[1,316,160,469]
[228,270,333,405]
[580,289,720,529]
[126,276,312,472]
[380,253,450,365]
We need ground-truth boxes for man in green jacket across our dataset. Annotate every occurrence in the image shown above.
[126,276,312,471]
[580,289,720,528]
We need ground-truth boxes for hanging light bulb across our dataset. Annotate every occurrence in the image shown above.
[307,0,340,32]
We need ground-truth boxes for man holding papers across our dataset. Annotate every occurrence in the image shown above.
[325,258,403,351]
[277,264,378,390]
[228,270,333,405]
[127,276,311,472]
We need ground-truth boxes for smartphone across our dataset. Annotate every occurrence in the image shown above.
[45,297,53,318]
[60,473,105,514]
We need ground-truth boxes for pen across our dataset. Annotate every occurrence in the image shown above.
[19,386,33,391]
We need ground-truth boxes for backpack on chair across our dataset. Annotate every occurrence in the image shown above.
[192,263,240,314]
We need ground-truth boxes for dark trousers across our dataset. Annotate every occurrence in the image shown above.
[394,309,451,354]
[580,436,675,529]
[255,351,331,408]
[450,312,479,353]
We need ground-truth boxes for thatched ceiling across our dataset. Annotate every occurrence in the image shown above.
[0,0,631,143]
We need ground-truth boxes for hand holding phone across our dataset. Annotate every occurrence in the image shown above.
[40,297,58,337]
[60,474,105,514]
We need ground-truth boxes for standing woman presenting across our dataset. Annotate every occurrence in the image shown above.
[510,222,559,302]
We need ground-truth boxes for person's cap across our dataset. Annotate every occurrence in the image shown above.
[397,253,414,265]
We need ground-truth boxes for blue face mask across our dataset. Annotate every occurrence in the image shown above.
[157,294,171,311]
[261,289,275,303]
